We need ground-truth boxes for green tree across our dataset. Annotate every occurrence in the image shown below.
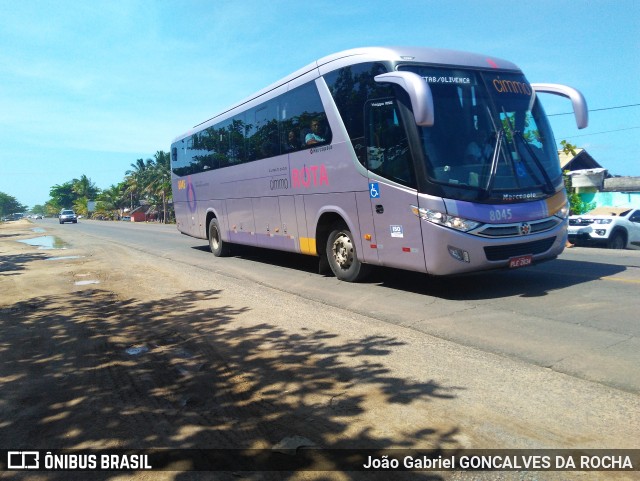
[125,158,153,210]
[0,192,27,218]
[42,151,174,223]
[71,175,99,216]
[31,204,46,215]
[96,182,128,219]
[44,201,60,217]
[123,152,173,223]
[560,140,578,157]
[147,151,172,223]
[48,176,99,216]
[49,182,76,211]
[563,171,595,215]
[72,174,99,200]
[559,140,593,215]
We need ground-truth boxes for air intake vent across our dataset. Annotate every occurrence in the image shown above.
[484,237,556,261]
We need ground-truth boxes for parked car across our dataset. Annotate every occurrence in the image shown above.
[568,207,640,249]
[59,209,78,224]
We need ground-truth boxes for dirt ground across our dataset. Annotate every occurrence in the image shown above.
[1,220,636,481]
[1,219,454,481]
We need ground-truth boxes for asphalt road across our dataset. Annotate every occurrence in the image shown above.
[41,217,640,394]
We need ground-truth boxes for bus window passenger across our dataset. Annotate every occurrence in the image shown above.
[305,118,326,145]
[284,130,300,152]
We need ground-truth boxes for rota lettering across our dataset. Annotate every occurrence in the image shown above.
[291,164,329,188]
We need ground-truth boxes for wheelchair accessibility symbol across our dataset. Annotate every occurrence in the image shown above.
[369,182,380,198]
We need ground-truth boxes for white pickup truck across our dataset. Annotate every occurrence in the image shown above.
[568,207,640,249]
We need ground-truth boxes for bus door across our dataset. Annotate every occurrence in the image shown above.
[365,99,426,272]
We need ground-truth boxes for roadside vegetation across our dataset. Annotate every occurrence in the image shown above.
[0,192,28,220]
[560,140,595,215]
[91,151,172,222]
[1,150,172,223]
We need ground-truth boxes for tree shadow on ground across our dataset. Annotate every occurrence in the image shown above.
[1,288,461,480]
[0,252,49,275]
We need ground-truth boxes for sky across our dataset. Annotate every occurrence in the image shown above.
[1,0,638,209]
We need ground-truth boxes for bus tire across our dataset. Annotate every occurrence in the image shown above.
[326,223,370,282]
[209,218,231,257]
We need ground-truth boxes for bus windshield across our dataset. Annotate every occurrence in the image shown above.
[398,65,561,202]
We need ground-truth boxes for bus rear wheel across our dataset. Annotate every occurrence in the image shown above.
[209,218,230,257]
[326,224,370,282]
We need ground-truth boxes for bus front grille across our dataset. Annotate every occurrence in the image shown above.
[475,217,562,238]
[483,237,557,261]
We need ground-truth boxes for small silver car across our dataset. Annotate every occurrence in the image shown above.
[59,209,78,224]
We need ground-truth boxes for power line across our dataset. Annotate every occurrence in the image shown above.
[559,126,640,139]
[548,103,640,116]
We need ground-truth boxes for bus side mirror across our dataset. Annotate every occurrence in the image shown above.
[375,72,434,127]
[531,83,589,129]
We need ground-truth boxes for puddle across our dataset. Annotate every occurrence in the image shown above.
[75,280,100,285]
[46,256,83,261]
[31,227,46,233]
[18,235,70,250]
[125,346,149,356]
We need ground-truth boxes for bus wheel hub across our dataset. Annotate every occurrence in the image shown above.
[332,233,353,269]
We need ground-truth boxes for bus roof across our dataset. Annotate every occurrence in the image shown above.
[173,46,520,143]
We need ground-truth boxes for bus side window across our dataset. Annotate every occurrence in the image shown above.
[248,100,281,161]
[281,82,332,150]
[229,114,246,165]
[324,62,392,166]
[216,120,232,168]
[365,99,416,188]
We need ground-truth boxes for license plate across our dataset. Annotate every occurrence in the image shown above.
[509,254,533,269]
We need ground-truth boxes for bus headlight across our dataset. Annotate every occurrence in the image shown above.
[555,201,570,219]
[411,205,481,232]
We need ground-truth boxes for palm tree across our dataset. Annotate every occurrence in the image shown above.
[125,158,152,210]
[72,174,98,199]
[124,152,172,222]
[71,175,99,216]
[147,151,171,223]
[96,183,128,219]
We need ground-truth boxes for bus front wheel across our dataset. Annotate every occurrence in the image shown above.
[326,224,370,282]
[209,218,231,257]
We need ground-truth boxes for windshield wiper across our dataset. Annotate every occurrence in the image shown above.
[479,107,504,200]
[479,129,503,199]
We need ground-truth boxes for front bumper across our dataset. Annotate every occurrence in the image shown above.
[567,226,610,244]
[423,220,567,276]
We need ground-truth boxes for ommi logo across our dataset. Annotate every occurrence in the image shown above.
[492,77,532,96]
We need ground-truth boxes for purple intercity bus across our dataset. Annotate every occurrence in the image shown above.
[171,47,588,281]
